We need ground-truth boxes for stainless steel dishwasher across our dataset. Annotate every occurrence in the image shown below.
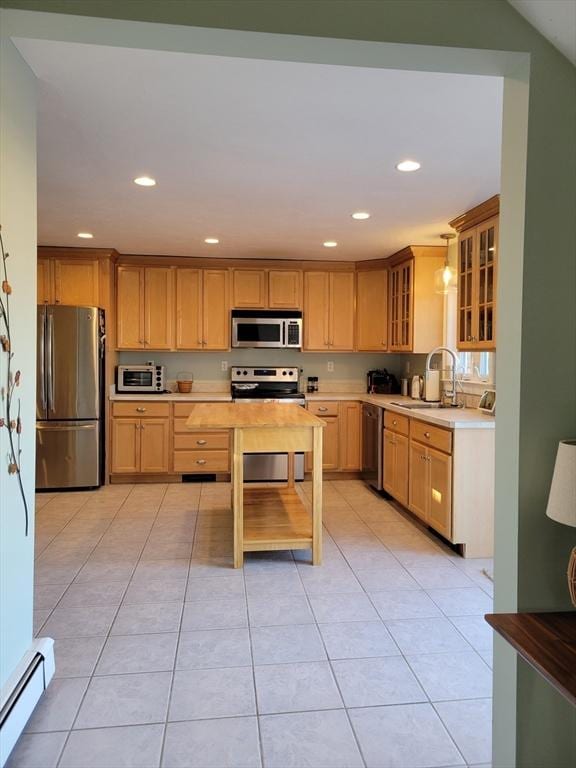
[361,403,383,491]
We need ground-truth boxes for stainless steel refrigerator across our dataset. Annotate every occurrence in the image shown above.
[36,305,105,489]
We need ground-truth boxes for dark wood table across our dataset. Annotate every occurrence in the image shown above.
[485,612,576,706]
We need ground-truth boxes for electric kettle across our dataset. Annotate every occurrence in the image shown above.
[411,375,423,399]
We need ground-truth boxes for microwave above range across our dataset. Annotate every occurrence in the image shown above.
[231,310,302,349]
[116,365,166,393]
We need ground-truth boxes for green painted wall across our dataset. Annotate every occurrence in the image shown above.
[0,36,37,691]
[1,1,575,765]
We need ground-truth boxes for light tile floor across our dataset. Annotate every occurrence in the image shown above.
[8,480,493,768]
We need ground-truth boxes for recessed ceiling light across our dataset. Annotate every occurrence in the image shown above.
[396,160,421,172]
[133,176,156,187]
[351,211,371,220]
[77,232,93,239]
[323,241,338,248]
[204,238,220,244]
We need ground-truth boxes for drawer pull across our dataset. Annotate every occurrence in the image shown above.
[196,459,207,465]
[136,407,146,413]
[392,419,398,425]
[196,439,207,445]
[318,407,328,412]
[424,431,431,438]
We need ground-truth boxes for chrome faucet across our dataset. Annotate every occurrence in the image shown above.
[425,346,459,407]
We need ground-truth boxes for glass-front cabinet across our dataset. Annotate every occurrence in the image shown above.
[451,197,499,351]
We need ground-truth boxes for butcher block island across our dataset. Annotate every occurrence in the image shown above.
[185,402,325,568]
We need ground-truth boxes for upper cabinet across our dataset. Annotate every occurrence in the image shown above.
[303,271,355,351]
[37,248,114,308]
[450,196,499,351]
[356,268,388,351]
[232,268,302,309]
[176,268,229,350]
[116,266,174,350]
[118,265,229,351]
[387,246,446,353]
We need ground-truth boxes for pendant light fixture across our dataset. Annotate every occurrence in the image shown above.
[434,232,457,294]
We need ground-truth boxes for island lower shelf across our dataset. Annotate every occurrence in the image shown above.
[242,487,313,551]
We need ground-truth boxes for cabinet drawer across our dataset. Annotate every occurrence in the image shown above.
[112,402,170,418]
[384,411,409,436]
[173,450,230,473]
[411,420,452,454]
[308,401,339,417]
[174,431,230,450]
[173,402,214,418]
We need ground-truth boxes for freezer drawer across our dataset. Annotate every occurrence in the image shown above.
[36,420,101,489]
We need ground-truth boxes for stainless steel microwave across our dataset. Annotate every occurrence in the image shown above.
[231,310,302,349]
[116,365,166,393]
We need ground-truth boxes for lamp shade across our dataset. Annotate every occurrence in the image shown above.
[546,440,576,527]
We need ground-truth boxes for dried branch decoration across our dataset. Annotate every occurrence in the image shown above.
[0,227,30,535]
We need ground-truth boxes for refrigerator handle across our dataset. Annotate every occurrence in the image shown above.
[47,313,55,412]
[39,313,46,412]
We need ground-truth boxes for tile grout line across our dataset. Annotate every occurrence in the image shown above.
[158,482,201,768]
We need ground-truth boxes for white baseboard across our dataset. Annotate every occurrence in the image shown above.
[0,638,55,767]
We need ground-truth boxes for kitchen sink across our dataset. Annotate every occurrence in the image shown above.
[390,401,462,409]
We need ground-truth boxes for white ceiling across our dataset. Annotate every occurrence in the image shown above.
[508,0,576,66]
[15,39,502,261]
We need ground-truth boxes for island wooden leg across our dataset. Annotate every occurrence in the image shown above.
[287,452,295,489]
[311,425,323,565]
[232,427,244,568]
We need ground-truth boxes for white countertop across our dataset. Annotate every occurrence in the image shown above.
[110,390,494,429]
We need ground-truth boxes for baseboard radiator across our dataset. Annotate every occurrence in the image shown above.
[0,638,55,767]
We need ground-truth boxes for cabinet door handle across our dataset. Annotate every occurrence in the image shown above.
[196,459,207,465]
[140,424,145,430]
[424,432,431,438]
[136,407,146,413]
[196,439,207,445]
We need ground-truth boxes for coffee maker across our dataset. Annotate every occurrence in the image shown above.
[366,369,400,394]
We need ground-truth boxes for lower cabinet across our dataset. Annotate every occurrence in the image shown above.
[408,425,452,540]
[172,403,230,473]
[111,402,170,475]
[383,430,409,507]
[306,400,361,472]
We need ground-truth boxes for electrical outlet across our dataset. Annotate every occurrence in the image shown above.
[327,361,334,373]
[221,361,228,372]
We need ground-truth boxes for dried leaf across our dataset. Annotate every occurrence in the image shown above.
[1,280,11,294]
[8,463,17,474]
[0,418,4,427]
[0,335,9,353]
[9,420,16,430]
[16,417,22,434]
[14,370,21,386]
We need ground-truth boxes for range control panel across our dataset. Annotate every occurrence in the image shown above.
[231,367,299,382]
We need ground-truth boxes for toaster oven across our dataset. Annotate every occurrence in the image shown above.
[116,365,166,393]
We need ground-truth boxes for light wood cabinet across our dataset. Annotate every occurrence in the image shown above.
[37,258,53,304]
[232,269,268,308]
[356,269,388,351]
[175,268,202,349]
[450,196,499,351]
[111,405,170,475]
[387,246,446,353]
[54,258,100,306]
[232,268,302,309]
[321,416,340,470]
[384,431,409,508]
[303,271,355,351]
[202,269,230,349]
[111,418,140,474]
[37,251,108,308]
[172,404,230,473]
[268,270,302,309]
[339,401,362,471]
[116,266,145,349]
[408,421,452,539]
[116,266,175,350]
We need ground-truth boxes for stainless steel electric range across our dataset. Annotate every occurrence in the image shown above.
[231,366,305,481]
